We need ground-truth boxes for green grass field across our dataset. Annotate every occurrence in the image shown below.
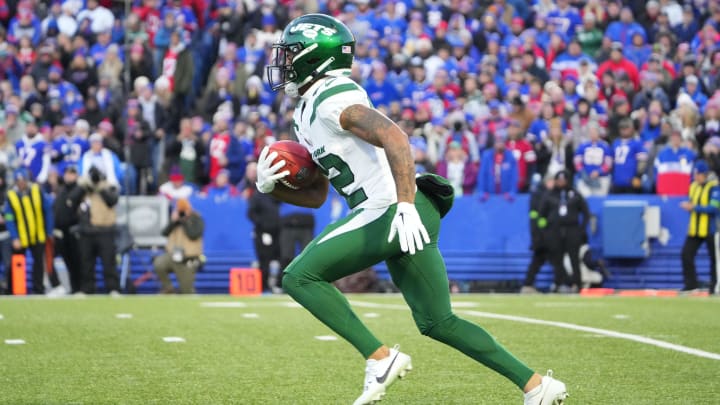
[1,294,719,404]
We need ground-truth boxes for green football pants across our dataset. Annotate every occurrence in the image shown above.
[282,191,535,389]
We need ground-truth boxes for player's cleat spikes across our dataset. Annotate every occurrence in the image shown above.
[353,345,412,405]
[523,370,568,405]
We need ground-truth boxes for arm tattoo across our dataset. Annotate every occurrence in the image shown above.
[340,104,416,203]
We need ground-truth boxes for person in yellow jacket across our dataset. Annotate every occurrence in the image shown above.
[4,168,61,294]
[680,160,720,295]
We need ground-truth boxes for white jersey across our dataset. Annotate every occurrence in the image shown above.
[293,76,397,211]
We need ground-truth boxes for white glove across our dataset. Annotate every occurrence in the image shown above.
[255,146,290,194]
[388,202,430,255]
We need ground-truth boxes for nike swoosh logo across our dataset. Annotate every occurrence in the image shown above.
[375,352,400,384]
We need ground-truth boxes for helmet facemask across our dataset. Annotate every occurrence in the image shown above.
[266,42,302,93]
[267,41,335,97]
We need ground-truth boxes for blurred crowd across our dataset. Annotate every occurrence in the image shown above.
[0,0,719,203]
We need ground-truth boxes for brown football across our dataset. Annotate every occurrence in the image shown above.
[269,140,318,190]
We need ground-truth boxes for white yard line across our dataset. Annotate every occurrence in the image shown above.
[162,337,186,343]
[349,300,720,362]
[200,302,247,308]
[242,313,260,318]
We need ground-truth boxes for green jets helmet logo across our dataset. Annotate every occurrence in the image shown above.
[289,23,337,39]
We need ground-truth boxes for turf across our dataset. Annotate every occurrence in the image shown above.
[1,294,718,404]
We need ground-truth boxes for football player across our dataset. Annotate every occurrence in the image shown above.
[258,14,568,405]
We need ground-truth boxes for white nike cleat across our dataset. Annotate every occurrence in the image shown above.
[523,370,568,405]
[352,345,412,405]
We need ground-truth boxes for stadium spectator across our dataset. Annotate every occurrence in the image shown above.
[597,42,640,91]
[365,62,400,110]
[207,42,248,96]
[97,43,124,91]
[444,111,479,163]
[670,55,710,102]
[52,119,89,184]
[15,116,50,184]
[606,6,646,47]
[576,12,603,57]
[568,98,601,148]
[698,99,720,145]
[120,98,153,194]
[158,166,194,202]
[611,117,648,193]
[65,50,97,99]
[674,93,701,143]
[79,133,121,188]
[77,0,115,34]
[162,29,194,117]
[153,197,205,294]
[53,165,82,294]
[69,165,120,295]
[674,5,700,44]
[655,127,696,196]
[407,134,433,175]
[506,119,537,192]
[632,71,670,113]
[0,127,18,172]
[547,0,582,38]
[702,136,720,178]
[200,168,239,202]
[477,129,518,200]
[574,122,613,197]
[4,168,61,295]
[163,118,205,185]
[198,66,241,122]
[128,43,155,87]
[680,160,719,295]
[435,141,477,197]
[536,119,574,179]
[207,111,244,184]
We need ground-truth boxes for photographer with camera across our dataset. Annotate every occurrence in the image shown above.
[68,165,120,295]
[153,198,204,294]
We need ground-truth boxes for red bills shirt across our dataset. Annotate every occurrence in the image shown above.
[209,132,230,181]
[133,6,161,46]
[162,48,179,92]
[506,139,536,190]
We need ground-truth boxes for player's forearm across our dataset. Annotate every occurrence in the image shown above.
[270,175,329,209]
[383,135,416,203]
